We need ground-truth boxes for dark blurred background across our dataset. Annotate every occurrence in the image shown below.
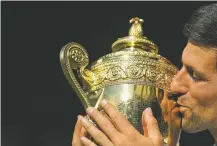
[2,1,215,146]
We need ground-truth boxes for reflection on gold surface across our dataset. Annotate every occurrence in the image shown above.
[60,17,181,146]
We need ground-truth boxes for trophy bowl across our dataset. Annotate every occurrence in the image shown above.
[60,17,181,146]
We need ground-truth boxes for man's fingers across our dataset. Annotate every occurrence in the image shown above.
[144,107,163,146]
[100,99,139,136]
[80,116,88,137]
[80,136,97,146]
[72,115,83,146]
[171,107,182,139]
[80,117,113,146]
[86,106,121,141]
[142,111,148,137]
[80,127,88,137]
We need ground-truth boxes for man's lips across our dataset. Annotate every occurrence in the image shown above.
[177,100,189,108]
[173,102,188,118]
[179,106,188,113]
[177,102,188,110]
[171,102,180,110]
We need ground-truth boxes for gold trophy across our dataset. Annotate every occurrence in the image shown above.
[60,17,181,146]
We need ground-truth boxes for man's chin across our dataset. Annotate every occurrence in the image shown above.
[181,119,204,133]
[181,123,196,133]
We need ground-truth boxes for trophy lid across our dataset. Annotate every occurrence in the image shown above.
[86,17,178,92]
[112,17,159,54]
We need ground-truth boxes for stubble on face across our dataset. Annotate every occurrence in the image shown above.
[175,42,217,133]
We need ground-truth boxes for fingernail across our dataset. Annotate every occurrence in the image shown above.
[86,107,94,114]
[80,136,87,143]
[77,115,82,121]
[81,117,90,126]
[145,107,153,116]
[100,99,108,107]
[142,111,145,124]
[142,115,147,127]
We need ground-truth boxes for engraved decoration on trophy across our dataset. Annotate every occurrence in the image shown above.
[60,17,181,146]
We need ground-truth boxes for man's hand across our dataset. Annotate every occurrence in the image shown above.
[77,99,163,146]
[72,115,88,146]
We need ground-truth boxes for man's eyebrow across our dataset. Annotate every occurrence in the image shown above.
[181,58,208,79]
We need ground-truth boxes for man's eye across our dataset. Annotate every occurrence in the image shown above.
[185,67,202,82]
[191,72,205,82]
[192,72,201,81]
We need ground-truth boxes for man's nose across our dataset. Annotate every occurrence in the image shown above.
[170,68,189,95]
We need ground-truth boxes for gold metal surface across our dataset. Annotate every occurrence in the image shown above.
[60,17,180,146]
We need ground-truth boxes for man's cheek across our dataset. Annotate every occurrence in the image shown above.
[189,87,210,106]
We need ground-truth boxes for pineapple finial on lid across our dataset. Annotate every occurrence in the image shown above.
[129,17,144,37]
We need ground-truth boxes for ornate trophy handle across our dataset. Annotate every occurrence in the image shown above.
[60,42,91,109]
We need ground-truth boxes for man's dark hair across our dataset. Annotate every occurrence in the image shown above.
[183,3,217,49]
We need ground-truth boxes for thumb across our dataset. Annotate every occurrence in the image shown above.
[143,107,163,146]
[142,111,148,137]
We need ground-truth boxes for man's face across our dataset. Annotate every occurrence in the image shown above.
[170,42,217,133]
